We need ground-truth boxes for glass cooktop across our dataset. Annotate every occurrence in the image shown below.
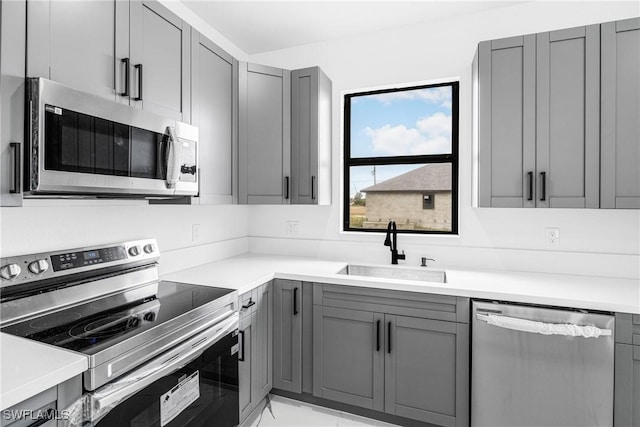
[1,281,234,355]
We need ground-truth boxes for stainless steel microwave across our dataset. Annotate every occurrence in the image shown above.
[26,78,198,198]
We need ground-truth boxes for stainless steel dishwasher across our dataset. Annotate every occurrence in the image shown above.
[471,300,615,427]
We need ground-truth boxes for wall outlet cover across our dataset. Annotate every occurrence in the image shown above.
[545,227,560,247]
[286,221,301,236]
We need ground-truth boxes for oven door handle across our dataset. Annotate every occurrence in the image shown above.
[86,313,238,424]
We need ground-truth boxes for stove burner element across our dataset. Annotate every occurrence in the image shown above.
[29,312,82,330]
[69,315,141,340]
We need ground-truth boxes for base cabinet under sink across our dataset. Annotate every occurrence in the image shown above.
[311,283,470,427]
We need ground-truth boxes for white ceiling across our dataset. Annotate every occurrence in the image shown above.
[182,1,526,54]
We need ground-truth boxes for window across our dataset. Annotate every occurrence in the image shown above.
[423,193,434,210]
[343,82,458,234]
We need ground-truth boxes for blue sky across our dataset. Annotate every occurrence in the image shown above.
[348,86,452,197]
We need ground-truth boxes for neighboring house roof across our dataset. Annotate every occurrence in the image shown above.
[361,163,451,192]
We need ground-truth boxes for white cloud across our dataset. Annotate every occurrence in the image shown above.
[369,87,452,109]
[363,112,451,156]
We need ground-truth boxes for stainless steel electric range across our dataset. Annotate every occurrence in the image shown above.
[0,239,239,426]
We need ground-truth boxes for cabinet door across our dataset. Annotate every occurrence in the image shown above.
[273,279,302,393]
[1,0,25,206]
[291,68,318,205]
[601,18,640,209]
[239,63,291,204]
[477,36,536,207]
[191,31,238,204]
[385,315,469,427]
[238,312,255,422]
[252,282,273,403]
[536,25,600,208]
[130,0,190,121]
[614,343,640,427]
[27,0,126,101]
[313,306,384,411]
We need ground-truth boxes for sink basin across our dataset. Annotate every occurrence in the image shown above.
[338,264,446,283]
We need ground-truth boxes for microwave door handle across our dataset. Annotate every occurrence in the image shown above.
[165,126,182,189]
[87,315,238,423]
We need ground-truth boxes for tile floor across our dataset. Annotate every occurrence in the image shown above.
[241,395,400,427]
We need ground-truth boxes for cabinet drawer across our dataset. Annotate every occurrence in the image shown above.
[313,283,469,323]
[239,288,257,317]
[634,315,640,346]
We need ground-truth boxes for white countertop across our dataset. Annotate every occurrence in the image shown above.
[0,333,88,410]
[163,253,640,315]
[2,253,638,411]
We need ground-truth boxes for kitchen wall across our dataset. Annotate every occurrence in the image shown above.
[0,202,250,275]
[246,1,640,279]
[1,1,638,280]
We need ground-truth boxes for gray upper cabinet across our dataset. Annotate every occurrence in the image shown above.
[476,19,636,209]
[27,0,190,121]
[536,25,600,208]
[191,31,238,204]
[273,279,302,393]
[601,18,640,209]
[1,0,26,206]
[476,35,536,208]
[27,0,125,101]
[239,63,291,204]
[129,1,190,121]
[290,67,332,205]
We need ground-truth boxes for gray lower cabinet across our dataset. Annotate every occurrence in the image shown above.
[312,284,469,426]
[312,306,384,411]
[238,282,273,423]
[273,279,302,392]
[0,376,81,427]
[0,0,25,206]
[614,314,640,426]
[27,0,190,121]
[601,18,640,209]
[191,31,238,204]
[239,63,291,204]
[385,315,468,426]
[290,67,332,205]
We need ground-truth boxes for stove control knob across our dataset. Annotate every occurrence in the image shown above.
[128,246,141,257]
[0,263,21,280]
[143,244,155,254]
[28,259,49,275]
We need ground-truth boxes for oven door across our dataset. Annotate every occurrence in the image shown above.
[86,314,238,427]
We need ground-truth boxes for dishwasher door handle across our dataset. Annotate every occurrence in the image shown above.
[476,313,612,338]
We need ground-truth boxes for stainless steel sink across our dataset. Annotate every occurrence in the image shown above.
[337,264,446,283]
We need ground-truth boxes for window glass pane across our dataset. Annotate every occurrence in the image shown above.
[348,163,452,232]
[350,86,452,158]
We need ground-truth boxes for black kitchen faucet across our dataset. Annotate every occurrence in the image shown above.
[384,220,405,265]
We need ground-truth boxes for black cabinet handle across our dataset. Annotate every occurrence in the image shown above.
[284,176,290,199]
[311,175,316,200]
[293,287,298,315]
[10,142,20,193]
[242,299,255,310]
[387,321,392,354]
[134,63,143,101]
[540,171,546,202]
[376,320,380,352]
[527,171,533,201]
[238,330,245,361]
[120,58,130,97]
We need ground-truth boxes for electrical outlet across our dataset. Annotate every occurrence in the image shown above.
[545,227,560,247]
[286,221,301,236]
[192,224,201,242]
